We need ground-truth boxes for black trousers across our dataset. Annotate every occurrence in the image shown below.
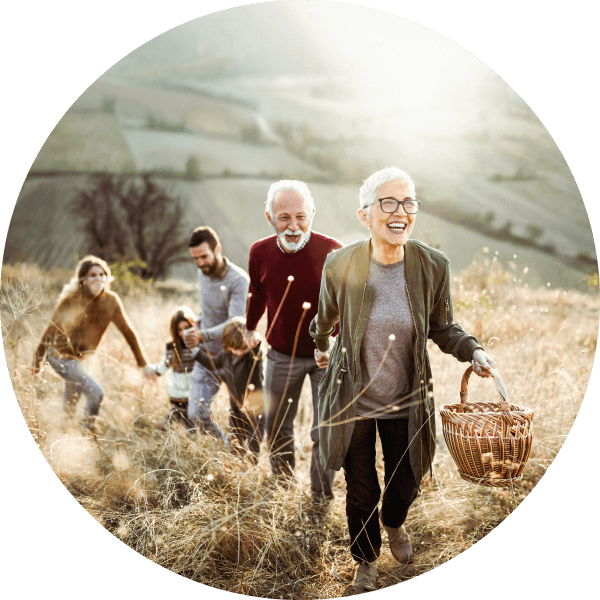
[344,418,418,563]
[166,398,193,429]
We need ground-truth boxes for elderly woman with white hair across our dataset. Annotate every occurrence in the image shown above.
[309,167,495,591]
[33,255,151,430]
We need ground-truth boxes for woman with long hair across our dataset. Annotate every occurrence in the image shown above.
[33,255,151,429]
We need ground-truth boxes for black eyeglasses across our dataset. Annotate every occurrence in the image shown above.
[365,198,420,214]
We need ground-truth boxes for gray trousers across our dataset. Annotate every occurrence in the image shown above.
[47,348,104,428]
[264,348,334,499]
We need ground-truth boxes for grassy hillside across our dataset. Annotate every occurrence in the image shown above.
[72,79,263,139]
[31,112,136,173]
[121,129,322,178]
[336,115,592,258]
[4,175,250,277]
[2,259,597,597]
[4,173,595,292]
[10,45,596,292]
[273,86,593,259]
[197,178,596,291]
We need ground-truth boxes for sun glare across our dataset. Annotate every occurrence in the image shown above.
[292,3,499,127]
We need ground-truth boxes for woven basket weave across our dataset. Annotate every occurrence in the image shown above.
[440,366,534,487]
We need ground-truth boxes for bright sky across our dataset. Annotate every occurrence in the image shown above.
[286,2,497,113]
[105,1,508,137]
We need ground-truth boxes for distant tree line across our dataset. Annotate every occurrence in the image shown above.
[424,201,558,255]
[146,115,188,133]
[422,200,598,272]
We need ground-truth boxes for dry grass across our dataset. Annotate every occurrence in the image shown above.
[1,258,598,598]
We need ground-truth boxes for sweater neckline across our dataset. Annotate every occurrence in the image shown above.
[357,239,417,282]
[81,286,106,301]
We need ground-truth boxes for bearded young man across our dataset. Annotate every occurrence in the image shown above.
[183,226,250,446]
[245,180,342,505]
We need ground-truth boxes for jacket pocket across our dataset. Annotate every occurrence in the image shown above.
[318,351,352,470]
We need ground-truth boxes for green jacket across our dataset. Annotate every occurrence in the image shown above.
[309,238,480,487]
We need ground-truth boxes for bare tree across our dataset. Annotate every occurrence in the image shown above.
[72,173,189,280]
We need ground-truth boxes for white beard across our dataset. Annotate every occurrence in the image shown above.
[274,220,313,252]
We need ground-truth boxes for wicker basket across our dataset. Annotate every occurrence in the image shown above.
[440,366,534,487]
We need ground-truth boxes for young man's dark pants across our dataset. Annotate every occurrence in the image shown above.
[344,417,418,564]
[229,397,265,460]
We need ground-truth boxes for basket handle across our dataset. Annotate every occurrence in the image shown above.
[459,365,515,427]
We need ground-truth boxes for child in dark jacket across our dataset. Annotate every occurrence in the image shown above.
[146,306,197,429]
[194,316,264,459]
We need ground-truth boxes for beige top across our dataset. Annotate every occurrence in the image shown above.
[34,288,148,368]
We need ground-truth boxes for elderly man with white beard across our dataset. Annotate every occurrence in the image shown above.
[245,180,342,506]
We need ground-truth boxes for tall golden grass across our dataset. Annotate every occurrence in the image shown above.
[1,257,598,598]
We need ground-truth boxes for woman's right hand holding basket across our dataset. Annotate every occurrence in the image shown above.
[471,347,496,378]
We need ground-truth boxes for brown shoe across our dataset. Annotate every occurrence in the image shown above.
[353,561,377,592]
[383,524,414,564]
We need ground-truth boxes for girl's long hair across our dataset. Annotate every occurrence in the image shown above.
[58,255,114,303]
[169,306,197,370]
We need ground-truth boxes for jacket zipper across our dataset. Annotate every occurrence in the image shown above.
[406,282,427,478]
[405,283,422,377]
[352,283,368,375]
[445,298,449,325]
[330,283,367,470]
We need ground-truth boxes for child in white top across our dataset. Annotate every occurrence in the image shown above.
[146,306,197,429]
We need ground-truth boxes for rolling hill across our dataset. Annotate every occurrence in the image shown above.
[4,174,593,292]
[3,2,596,292]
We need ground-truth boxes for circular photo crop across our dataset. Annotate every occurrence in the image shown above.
[2,2,598,598]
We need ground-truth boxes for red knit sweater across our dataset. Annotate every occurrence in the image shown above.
[246,231,342,358]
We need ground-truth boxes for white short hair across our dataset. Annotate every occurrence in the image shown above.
[266,180,315,218]
[359,167,416,214]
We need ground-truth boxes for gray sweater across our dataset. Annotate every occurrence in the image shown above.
[196,258,249,355]
[357,256,415,418]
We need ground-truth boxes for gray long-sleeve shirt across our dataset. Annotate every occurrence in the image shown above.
[357,256,415,419]
[196,258,249,355]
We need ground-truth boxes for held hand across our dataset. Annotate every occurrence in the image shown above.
[142,365,158,380]
[471,348,496,378]
[244,330,261,348]
[183,326,201,349]
[314,349,330,369]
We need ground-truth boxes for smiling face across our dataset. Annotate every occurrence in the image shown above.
[266,190,314,253]
[82,265,107,296]
[358,178,416,262]
[190,242,222,276]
